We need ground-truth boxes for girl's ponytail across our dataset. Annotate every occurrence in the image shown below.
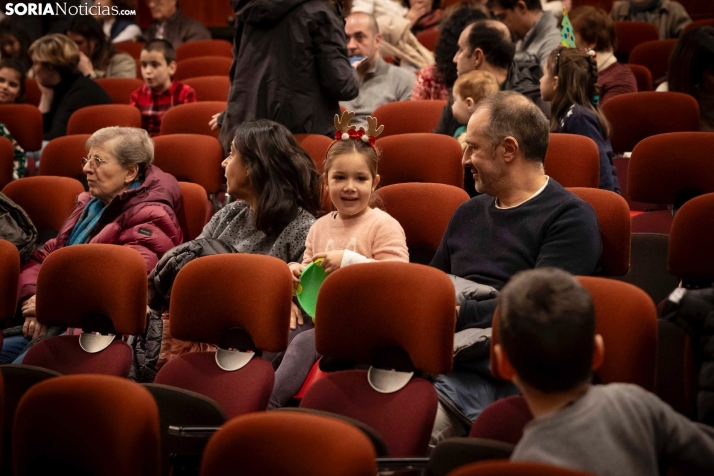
[547,47,611,137]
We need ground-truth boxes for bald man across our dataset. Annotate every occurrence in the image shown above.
[339,12,415,128]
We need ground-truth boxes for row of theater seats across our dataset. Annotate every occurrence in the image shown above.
[0,215,707,474]
[23,74,230,108]
[0,240,668,474]
[0,91,709,304]
[1,90,704,195]
[21,39,234,105]
[3,373,594,476]
[416,19,714,89]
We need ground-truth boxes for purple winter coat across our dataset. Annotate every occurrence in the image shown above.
[17,165,183,302]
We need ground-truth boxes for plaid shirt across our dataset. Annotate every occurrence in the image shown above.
[130,81,196,136]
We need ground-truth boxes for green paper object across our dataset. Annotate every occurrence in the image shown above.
[560,6,576,48]
[296,258,327,319]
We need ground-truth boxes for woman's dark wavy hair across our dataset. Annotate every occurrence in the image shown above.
[435,5,487,88]
[67,16,118,73]
[0,17,33,73]
[668,26,714,96]
[0,58,26,103]
[231,120,321,235]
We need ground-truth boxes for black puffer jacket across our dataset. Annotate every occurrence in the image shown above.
[129,238,236,382]
[219,0,359,144]
[663,288,714,426]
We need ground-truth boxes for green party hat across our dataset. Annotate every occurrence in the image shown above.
[560,6,576,48]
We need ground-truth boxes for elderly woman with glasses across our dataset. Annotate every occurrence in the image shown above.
[1,126,183,364]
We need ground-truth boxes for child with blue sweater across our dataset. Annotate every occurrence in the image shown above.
[540,47,620,193]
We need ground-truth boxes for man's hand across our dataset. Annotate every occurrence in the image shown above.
[289,262,305,284]
[289,302,304,330]
[208,112,221,131]
[312,250,345,275]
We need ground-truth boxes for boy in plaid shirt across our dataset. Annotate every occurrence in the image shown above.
[130,39,195,136]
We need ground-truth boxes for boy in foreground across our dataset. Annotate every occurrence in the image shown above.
[495,268,714,475]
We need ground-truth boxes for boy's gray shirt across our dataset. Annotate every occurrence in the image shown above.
[512,383,714,475]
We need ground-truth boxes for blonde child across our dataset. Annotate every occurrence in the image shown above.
[540,47,619,193]
[268,112,409,409]
[451,70,500,149]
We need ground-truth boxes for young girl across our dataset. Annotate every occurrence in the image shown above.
[0,58,27,179]
[540,47,620,193]
[268,112,409,409]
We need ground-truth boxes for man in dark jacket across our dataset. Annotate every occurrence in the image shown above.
[144,0,211,49]
[218,0,359,145]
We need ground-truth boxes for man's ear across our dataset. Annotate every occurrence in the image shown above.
[494,344,517,381]
[591,334,605,371]
[374,33,382,51]
[501,136,519,163]
[515,0,528,14]
[472,48,484,70]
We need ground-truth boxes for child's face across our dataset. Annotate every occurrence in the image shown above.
[451,89,473,125]
[0,34,21,58]
[540,59,557,102]
[140,49,176,92]
[326,152,379,219]
[0,67,21,104]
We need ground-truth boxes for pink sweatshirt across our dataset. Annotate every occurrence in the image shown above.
[302,208,409,266]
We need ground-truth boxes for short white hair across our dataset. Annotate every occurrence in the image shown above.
[86,127,154,171]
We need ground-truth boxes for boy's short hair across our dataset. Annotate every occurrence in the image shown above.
[142,39,176,64]
[499,268,596,392]
[453,70,500,104]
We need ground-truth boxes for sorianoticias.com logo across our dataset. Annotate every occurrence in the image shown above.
[5,3,136,16]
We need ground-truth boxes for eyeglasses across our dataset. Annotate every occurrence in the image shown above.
[81,156,109,168]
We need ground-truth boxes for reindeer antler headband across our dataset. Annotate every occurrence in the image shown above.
[332,110,384,148]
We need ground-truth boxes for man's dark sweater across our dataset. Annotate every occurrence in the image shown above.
[43,72,112,141]
[430,179,602,331]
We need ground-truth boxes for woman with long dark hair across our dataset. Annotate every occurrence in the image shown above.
[0,17,33,75]
[665,26,714,131]
[132,119,322,382]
